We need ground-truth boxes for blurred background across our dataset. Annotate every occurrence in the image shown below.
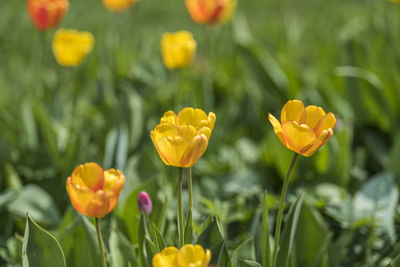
[1,0,400,266]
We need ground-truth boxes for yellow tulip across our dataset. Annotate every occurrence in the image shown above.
[152,244,211,267]
[52,29,94,67]
[268,100,336,157]
[102,0,139,12]
[150,107,216,168]
[66,162,125,218]
[185,0,237,25]
[161,31,197,70]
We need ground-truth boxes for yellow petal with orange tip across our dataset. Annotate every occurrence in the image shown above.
[281,121,316,153]
[103,168,125,195]
[281,100,306,124]
[152,246,178,267]
[268,113,286,146]
[66,178,94,216]
[198,127,212,140]
[181,134,208,167]
[314,112,336,136]
[85,190,111,218]
[300,128,333,157]
[157,136,189,167]
[207,112,216,131]
[305,105,326,129]
[71,162,104,191]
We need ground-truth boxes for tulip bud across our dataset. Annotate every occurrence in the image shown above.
[27,0,69,31]
[137,191,152,215]
[185,0,237,25]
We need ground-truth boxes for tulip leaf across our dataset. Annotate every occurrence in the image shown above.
[7,184,60,226]
[184,209,192,244]
[352,171,398,242]
[152,223,166,252]
[58,213,101,267]
[232,238,256,266]
[197,218,224,249]
[261,192,272,267]
[238,259,262,267]
[22,214,66,267]
[276,195,304,267]
[217,240,233,267]
[109,220,136,267]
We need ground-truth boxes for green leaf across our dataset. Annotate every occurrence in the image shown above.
[238,259,262,267]
[353,171,398,241]
[184,209,192,244]
[59,214,101,267]
[152,223,166,252]
[276,195,304,267]
[232,238,256,267]
[217,241,233,267]
[261,192,271,267]
[294,203,331,267]
[7,184,60,226]
[109,220,136,267]
[22,214,66,267]
[197,218,224,249]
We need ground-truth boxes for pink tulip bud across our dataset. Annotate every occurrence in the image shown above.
[137,191,152,215]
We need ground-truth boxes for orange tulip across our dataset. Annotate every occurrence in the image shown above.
[185,0,237,25]
[66,162,125,218]
[27,0,69,31]
[102,0,139,12]
[268,100,336,157]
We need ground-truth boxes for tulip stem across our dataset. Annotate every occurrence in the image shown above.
[95,218,107,267]
[271,152,298,267]
[188,167,193,211]
[178,167,184,247]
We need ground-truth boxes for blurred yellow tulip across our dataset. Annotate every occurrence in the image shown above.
[102,0,139,12]
[268,100,336,157]
[52,29,94,67]
[152,244,211,267]
[66,162,125,218]
[185,0,237,25]
[150,107,216,168]
[161,31,197,70]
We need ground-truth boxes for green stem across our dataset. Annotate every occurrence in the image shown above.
[95,218,107,267]
[271,153,298,267]
[188,167,193,212]
[178,167,184,247]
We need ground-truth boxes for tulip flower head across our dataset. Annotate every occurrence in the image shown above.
[52,29,94,67]
[137,191,152,215]
[161,31,197,70]
[27,0,69,31]
[268,100,336,157]
[102,0,140,12]
[66,162,125,218]
[152,244,211,267]
[185,0,237,25]
[150,107,216,168]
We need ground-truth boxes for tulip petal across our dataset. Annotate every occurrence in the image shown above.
[300,129,333,157]
[199,126,212,140]
[314,112,336,136]
[208,112,216,131]
[281,100,306,124]
[177,107,209,129]
[150,130,172,166]
[152,247,178,267]
[71,163,104,192]
[66,178,95,217]
[181,134,208,167]
[160,110,177,125]
[85,190,111,218]
[152,123,179,140]
[268,113,286,146]
[305,105,326,129]
[178,125,198,141]
[281,121,316,153]
[176,244,210,267]
[157,136,189,167]
[104,169,125,195]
